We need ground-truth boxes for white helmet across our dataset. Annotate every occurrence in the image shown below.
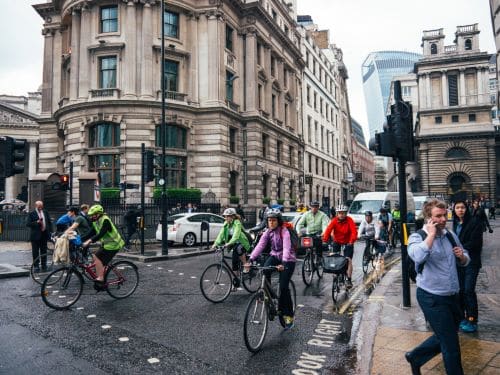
[222,208,237,216]
[336,204,349,212]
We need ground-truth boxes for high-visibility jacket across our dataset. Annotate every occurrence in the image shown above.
[92,214,124,251]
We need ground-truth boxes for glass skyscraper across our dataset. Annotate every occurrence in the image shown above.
[362,51,422,137]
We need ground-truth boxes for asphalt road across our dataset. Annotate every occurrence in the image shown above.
[0,241,379,375]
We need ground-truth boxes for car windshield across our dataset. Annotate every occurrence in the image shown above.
[349,200,383,214]
[167,214,185,224]
[282,214,297,222]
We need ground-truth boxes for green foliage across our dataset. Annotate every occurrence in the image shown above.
[100,188,120,199]
[277,198,285,205]
[289,200,296,206]
[153,187,202,200]
[262,197,271,204]
[229,196,240,204]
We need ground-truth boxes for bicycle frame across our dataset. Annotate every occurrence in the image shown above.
[212,246,245,281]
[70,247,125,288]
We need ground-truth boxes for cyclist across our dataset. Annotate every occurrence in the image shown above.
[123,205,141,250]
[357,211,377,266]
[244,209,296,329]
[296,200,329,257]
[82,204,125,291]
[64,204,92,238]
[378,206,393,247]
[55,207,78,232]
[391,203,401,248]
[212,208,251,287]
[322,204,358,288]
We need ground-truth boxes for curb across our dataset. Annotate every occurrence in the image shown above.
[0,264,30,279]
[116,248,215,263]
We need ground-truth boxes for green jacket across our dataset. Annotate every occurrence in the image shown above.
[296,210,330,235]
[214,219,250,251]
[92,214,124,251]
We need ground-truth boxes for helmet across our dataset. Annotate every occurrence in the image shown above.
[379,206,387,213]
[88,204,104,216]
[336,204,348,212]
[365,211,373,216]
[266,208,282,219]
[222,208,237,216]
[394,203,400,209]
[310,200,320,207]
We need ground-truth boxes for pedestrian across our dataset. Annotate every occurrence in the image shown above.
[123,205,141,250]
[471,200,493,233]
[489,203,496,220]
[186,202,194,213]
[296,202,307,213]
[64,204,92,238]
[26,201,53,272]
[236,204,245,222]
[55,207,78,232]
[258,204,269,222]
[406,198,470,375]
[330,206,336,218]
[453,200,484,333]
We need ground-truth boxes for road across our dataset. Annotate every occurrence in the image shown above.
[0,241,384,375]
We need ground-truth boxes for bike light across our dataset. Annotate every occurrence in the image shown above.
[301,237,313,247]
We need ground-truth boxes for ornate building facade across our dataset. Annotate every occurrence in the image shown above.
[414,24,496,202]
[33,0,305,210]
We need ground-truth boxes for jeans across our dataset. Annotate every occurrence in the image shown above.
[409,288,464,375]
[264,256,295,317]
[458,264,480,322]
[124,225,137,246]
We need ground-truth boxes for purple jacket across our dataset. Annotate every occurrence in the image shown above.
[249,226,296,263]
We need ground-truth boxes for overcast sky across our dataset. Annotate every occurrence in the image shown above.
[0,1,495,141]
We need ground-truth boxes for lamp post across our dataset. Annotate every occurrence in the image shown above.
[160,0,168,255]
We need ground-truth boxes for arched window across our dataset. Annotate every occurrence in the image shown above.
[155,124,187,149]
[430,43,437,55]
[445,147,470,159]
[449,174,467,193]
[465,39,472,50]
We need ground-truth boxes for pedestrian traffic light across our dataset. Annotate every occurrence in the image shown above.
[0,136,26,178]
[144,150,155,183]
[369,117,397,158]
[60,174,70,191]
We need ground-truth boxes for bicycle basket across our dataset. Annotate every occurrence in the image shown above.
[323,253,348,274]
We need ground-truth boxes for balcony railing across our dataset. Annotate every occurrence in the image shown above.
[423,28,443,38]
[457,24,478,33]
[156,90,188,101]
[444,45,457,53]
[90,88,120,99]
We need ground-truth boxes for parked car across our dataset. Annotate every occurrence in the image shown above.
[155,212,225,247]
[281,211,303,230]
[0,199,26,212]
[414,195,431,219]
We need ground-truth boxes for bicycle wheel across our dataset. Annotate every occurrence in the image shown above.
[315,254,324,279]
[331,275,339,304]
[278,279,297,328]
[243,290,269,353]
[242,267,260,294]
[105,261,139,299]
[31,249,56,285]
[200,263,232,303]
[301,253,314,286]
[130,232,141,252]
[41,267,83,310]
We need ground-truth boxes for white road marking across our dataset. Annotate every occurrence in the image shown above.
[190,276,196,279]
[168,270,173,272]
[76,307,84,310]
[86,314,96,319]
[179,273,184,275]
[147,358,160,364]
[147,264,152,267]
[118,337,129,342]
[157,267,163,270]
[101,325,112,329]
[298,304,304,308]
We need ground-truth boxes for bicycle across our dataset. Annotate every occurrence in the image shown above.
[243,265,297,353]
[391,221,401,248]
[199,245,260,303]
[30,232,58,285]
[323,243,349,304]
[40,246,139,310]
[300,234,324,286]
[360,237,377,275]
[119,225,141,252]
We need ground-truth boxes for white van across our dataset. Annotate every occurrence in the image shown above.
[348,191,415,226]
[414,195,431,218]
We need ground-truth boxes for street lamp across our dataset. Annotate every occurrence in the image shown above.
[160,0,168,255]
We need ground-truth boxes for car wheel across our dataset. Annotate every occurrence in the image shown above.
[183,232,196,247]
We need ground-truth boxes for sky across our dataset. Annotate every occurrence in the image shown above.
[0,1,496,141]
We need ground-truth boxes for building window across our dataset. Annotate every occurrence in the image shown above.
[161,155,187,188]
[262,134,268,157]
[321,126,324,150]
[272,94,276,118]
[229,171,238,197]
[306,86,311,105]
[320,98,323,115]
[435,116,442,124]
[313,92,317,110]
[257,43,262,65]
[100,5,118,33]
[402,86,412,97]
[155,125,187,149]
[89,154,120,188]
[258,84,263,109]
[271,9,277,21]
[430,43,437,55]
[99,56,117,88]
[271,56,276,77]
[446,147,470,159]
[315,157,319,175]
[226,70,235,101]
[308,153,312,173]
[492,109,497,119]
[307,116,312,144]
[263,174,269,197]
[229,128,236,153]
[289,146,293,166]
[468,113,476,122]
[164,60,179,92]
[276,140,282,162]
[451,115,459,123]
[289,180,295,201]
[164,10,179,38]
[225,25,234,51]
[448,74,458,106]
[465,39,472,50]
[277,177,283,199]
[284,103,289,125]
[89,123,120,148]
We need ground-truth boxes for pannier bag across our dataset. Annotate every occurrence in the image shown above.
[323,253,348,274]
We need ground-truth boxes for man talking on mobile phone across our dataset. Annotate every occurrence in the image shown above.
[405,198,470,375]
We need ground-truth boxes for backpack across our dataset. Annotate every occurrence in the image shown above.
[407,229,458,282]
[281,222,300,252]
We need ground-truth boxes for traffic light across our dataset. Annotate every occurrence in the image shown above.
[144,150,155,183]
[60,174,70,190]
[0,136,26,178]
[369,116,397,158]
[391,100,415,162]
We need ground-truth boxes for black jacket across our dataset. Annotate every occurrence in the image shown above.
[453,215,483,267]
[26,209,52,241]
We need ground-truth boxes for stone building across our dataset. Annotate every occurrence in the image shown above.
[33,0,305,211]
[351,118,375,194]
[414,24,496,202]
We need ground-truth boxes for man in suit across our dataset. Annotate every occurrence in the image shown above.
[26,200,52,272]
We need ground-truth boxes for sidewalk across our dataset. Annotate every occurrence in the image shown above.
[356,221,500,375]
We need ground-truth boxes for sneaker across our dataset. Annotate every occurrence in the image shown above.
[283,315,294,330]
[459,319,468,331]
[346,278,353,289]
[461,321,477,333]
[232,278,241,288]
[93,280,106,292]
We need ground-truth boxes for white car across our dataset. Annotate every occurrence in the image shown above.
[281,212,303,230]
[156,212,225,247]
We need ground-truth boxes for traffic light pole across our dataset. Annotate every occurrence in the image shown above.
[140,143,145,256]
[160,0,168,256]
[69,161,73,206]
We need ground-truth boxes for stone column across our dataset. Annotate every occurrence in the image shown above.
[476,67,484,105]
[265,47,272,115]
[41,29,54,114]
[244,28,257,113]
[69,9,81,101]
[425,73,431,109]
[140,1,154,98]
[441,70,448,107]
[187,12,199,104]
[52,28,63,110]
[78,5,91,99]
[123,1,137,98]
[459,68,466,105]
[28,142,38,180]
[206,11,222,105]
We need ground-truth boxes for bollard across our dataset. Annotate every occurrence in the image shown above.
[200,221,210,250]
